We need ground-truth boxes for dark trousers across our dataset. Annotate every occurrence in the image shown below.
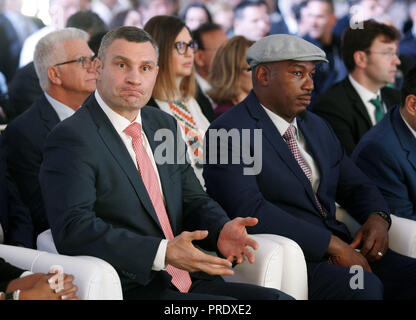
[124,275,294,300]
[307,249,416,300]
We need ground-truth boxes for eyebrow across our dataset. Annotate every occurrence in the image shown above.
[112,55,156,66]
[289,63,316,71]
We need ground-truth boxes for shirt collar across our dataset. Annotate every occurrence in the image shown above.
[44,92,75,121]
[261,104,298,138]
[349,74,381,102]
[94,90,142,135]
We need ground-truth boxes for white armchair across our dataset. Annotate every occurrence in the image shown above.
[336,206,416,258]
[38,229,308,300]
[0,243,123,300]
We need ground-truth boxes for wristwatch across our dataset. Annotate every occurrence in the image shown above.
[372,211,392,230]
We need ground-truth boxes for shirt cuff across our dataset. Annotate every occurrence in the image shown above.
[152,239,168,271]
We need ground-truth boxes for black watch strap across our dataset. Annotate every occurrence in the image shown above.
[372,211,392,230]
[5,291,14,300]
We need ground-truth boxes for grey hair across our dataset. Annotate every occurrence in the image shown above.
[97,26,159,65]
[34,27,89,91]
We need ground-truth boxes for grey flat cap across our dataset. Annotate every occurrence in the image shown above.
[246,34,328,69]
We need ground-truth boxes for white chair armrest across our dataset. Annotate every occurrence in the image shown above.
[336,206,416,258]
[222,234,284,292]
[389,215,416,258]
[0,244,122,300]
[257,234,308,300]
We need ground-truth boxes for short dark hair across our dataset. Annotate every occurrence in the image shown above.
[97,26,158,62]
[179,3,213,24]
[401,67,416,107]
[66,10,108,37]
[192,22,223,50]
[341,19,401,72]
[234,1,268,20]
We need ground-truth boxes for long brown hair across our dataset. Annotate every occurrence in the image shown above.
[207,36,254,104]
[144,15,196,102]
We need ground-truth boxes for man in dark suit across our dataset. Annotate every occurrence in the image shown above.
[0,0,43,83]
[312,20,401,155]
[203,34,416,300]
[38,26,291,300]
[399,2,416,59]
[352,67,416,220]
[0,145,33,248]
[2,28,97,243]
[303,0,348,105]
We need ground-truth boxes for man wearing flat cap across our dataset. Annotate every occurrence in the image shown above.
[203,34,416,300]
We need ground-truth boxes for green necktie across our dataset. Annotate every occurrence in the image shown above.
[369,96,384,123]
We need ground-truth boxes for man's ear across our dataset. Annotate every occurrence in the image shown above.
[405,94,416,116]
[194,50,205,68]
[94,57,102,77]
[47,66,62,86]
[255,65,270,87]
[353,51,368,70]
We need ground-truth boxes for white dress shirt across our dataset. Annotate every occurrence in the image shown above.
[349,74,386,126]
[262,105,321,193]
[44,92,76,121]
[95,91,167,271]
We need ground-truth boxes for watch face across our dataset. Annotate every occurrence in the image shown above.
[5,292,14,300]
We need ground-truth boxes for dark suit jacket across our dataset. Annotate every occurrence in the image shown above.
[203,91,390,262]
[311,76,401,155]
[0,257,24,292]
[352,106,416,220]
[0,144,34,248]
[39,94,231,297]
[400,30,416,59]
[2,94,60,241]
[6,62,42,121]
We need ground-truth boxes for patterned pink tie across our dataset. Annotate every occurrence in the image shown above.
[124,122,192,293]
[283,125,326,217]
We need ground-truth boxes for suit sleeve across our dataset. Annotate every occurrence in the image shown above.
[312,95,357,155]
[353,141,414,219]
[2,123,48,235]
[39,124,163,286]
[0,258,25,292]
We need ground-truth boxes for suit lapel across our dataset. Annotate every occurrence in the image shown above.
[392,107,416,171]
[344,78,373,128]
[245,93,320,207]
[85,96,163,230]
[38,94,60,132]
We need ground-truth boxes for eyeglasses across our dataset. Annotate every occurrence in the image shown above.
[174,41,198,55]
[54,55,96,69]
[365,50,399,58]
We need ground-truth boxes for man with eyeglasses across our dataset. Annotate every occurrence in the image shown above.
[1,28,96,246]
[312,19,401,155]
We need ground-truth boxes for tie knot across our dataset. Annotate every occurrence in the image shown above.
[124,122,142,139]
[283,125,296,141]
[370,96,381,108]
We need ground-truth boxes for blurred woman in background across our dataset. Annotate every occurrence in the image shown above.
[144,15,209,186]
[207,36,254,117]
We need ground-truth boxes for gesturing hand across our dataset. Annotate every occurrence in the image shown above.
[165,230,234,276]
[217,217,259,265]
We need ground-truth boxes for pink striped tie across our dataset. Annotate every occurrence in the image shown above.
[124,122,192,293]
[283,125,326,217]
